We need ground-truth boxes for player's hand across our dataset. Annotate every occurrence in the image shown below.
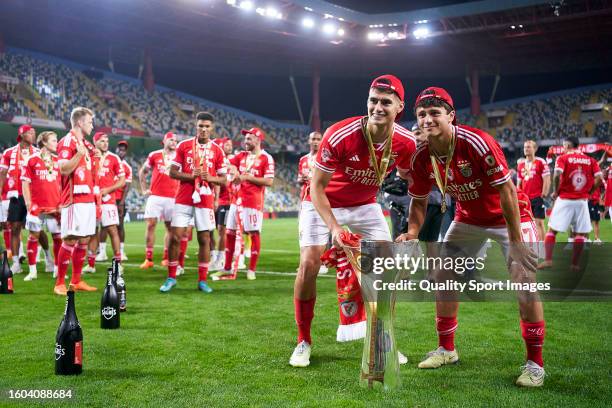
[395,233,417,242]
[507,241,538,276]
[75,142,87,157]
[100,187,110,196]
[331,226,349,248]
[143,189,152,196]
[192,167,202,179]
[93,149,102,160]
[550,191,558,201]
[214,199,219,211]
[200,170,209,181]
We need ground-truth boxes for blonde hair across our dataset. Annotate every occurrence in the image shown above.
[37,131,57,148]
[70,107,94,128]
[524,140,537,149]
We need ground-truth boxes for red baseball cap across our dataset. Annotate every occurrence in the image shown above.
[93,132,107,143]
[241,127,265,141]
[162,132,176,144]
[370,74,405,122]
[117,140,129,148]
[414,86,457,124]
[17,124,34,142]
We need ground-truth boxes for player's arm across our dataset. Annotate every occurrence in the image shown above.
[59,144,86,175]
[139,164,151,194]
[551,170,561,199]
[542,173,551,197]
[0,168,7,193]
[310,167,344,246]
[101,175,125,195]
[241,174,272,187]
[396,197,427,241]
[22,179,32,211]
[119,181,131,205]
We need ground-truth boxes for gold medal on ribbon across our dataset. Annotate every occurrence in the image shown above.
[429,131,457,214]
[361,117,393,186]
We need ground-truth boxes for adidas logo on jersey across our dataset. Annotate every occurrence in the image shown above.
[349,155,360,162]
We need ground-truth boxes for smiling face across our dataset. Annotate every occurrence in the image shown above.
[367,88,404,126]
[415,103,455,140]
[21,128,36,145]
[95,135,109,152]
[244,134,259,152]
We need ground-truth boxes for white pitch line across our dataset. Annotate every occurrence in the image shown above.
[121,243,298,254]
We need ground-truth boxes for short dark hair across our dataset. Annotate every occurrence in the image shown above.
[196,111,214,122]
[414,97,453,114]
[565,136,580,148]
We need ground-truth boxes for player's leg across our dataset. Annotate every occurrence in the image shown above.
[140,217,157,268]
[193,207,216,292]
[117,201,127,260]
[97,227,108,261]
[84,227,99,274]
[162,222,171,265]
[243,207,263,280]
[105,225,122,264]
[539,198,573,268]
[24,229,40,281]
[221,204,238,274]
[161,204,192,292]
[67,202,98,291]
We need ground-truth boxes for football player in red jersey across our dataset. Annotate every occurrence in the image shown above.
[539,136,602,270]
[83,132,125,274]
[21,131,62,281]
[289,75,416,368]
[218,127,275,281]
[139,132,179,268]
[159,112,227,293]
[54,107,99,294]
[210,138,234,270]
[517,140,550,240]
[397,87,545,387]
[0,125,37,273]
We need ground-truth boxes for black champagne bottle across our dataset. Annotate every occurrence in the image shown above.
[55,286,83,375]
[101,267,120,329]
[0,250,13,294]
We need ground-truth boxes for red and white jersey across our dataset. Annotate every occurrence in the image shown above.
[589,182,604,203]
[605,168,612,207]
[21,152,61,214]
[145,149,179,199]
[217,154,233,206]
[97,152,125,203]
[229,150,275,211]
[408,124,531,227]
[115,160,132,201]
[309,116,415,208]
[554,151,601,200]
[517,157,550,200]
[57,132,97,206]
[298,153,316,201]
[172,138,226,209]
[0,144,38,198]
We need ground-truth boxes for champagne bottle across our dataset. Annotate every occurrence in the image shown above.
[101,267,120,329]
[0,250,13,294]
[55,285,83,375]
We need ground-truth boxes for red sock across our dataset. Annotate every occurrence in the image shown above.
[52,235,61,266]
[3,230,11,251]
[571,236,585,267]
[114,252,121,264]
[162,247,168,261]
[87,252,96,268]
[198,262,209,281]
[224,230,236,270]
[544,232,556,261]
[295,297,316,344]
[520,320,545,367]
[248,232,260,271]
[26,236,38,266]
[179,238,188,267]
[436,316,458,351]
[70,243,87,284]
[56,243,75,286]
[146,247,153,261]
[168,260,178,279]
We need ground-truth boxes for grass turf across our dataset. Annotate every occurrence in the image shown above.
[0,218,610,407]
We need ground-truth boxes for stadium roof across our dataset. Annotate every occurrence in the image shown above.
[1,0,610,79]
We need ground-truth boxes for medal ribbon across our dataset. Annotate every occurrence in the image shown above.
[361,117,393,186]
[429,131,457,213]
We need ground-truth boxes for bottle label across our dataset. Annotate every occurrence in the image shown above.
[102,306,117,320]
[55,342,65,361]
[7,277,12,291]
[74,341,82,365]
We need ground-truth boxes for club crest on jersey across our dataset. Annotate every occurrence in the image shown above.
[340,301,358,317]
[485,155,496,167]
[457,160,472,177]
[321,148,332,163]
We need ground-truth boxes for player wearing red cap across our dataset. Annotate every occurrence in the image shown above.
[289,75,416,368]
[159,112,227,293]
[0,124,39,274]
[139,132,179,268]
[217,127,275,281]
[21,131,62,281]
[539,136,602,270]
[54,107,99,295]
[397,87,545,387]
[517,140,550,240]
[210,137,234,270]
[83,132,125,274]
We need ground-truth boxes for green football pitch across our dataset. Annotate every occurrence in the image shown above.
[0,218,610,407]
